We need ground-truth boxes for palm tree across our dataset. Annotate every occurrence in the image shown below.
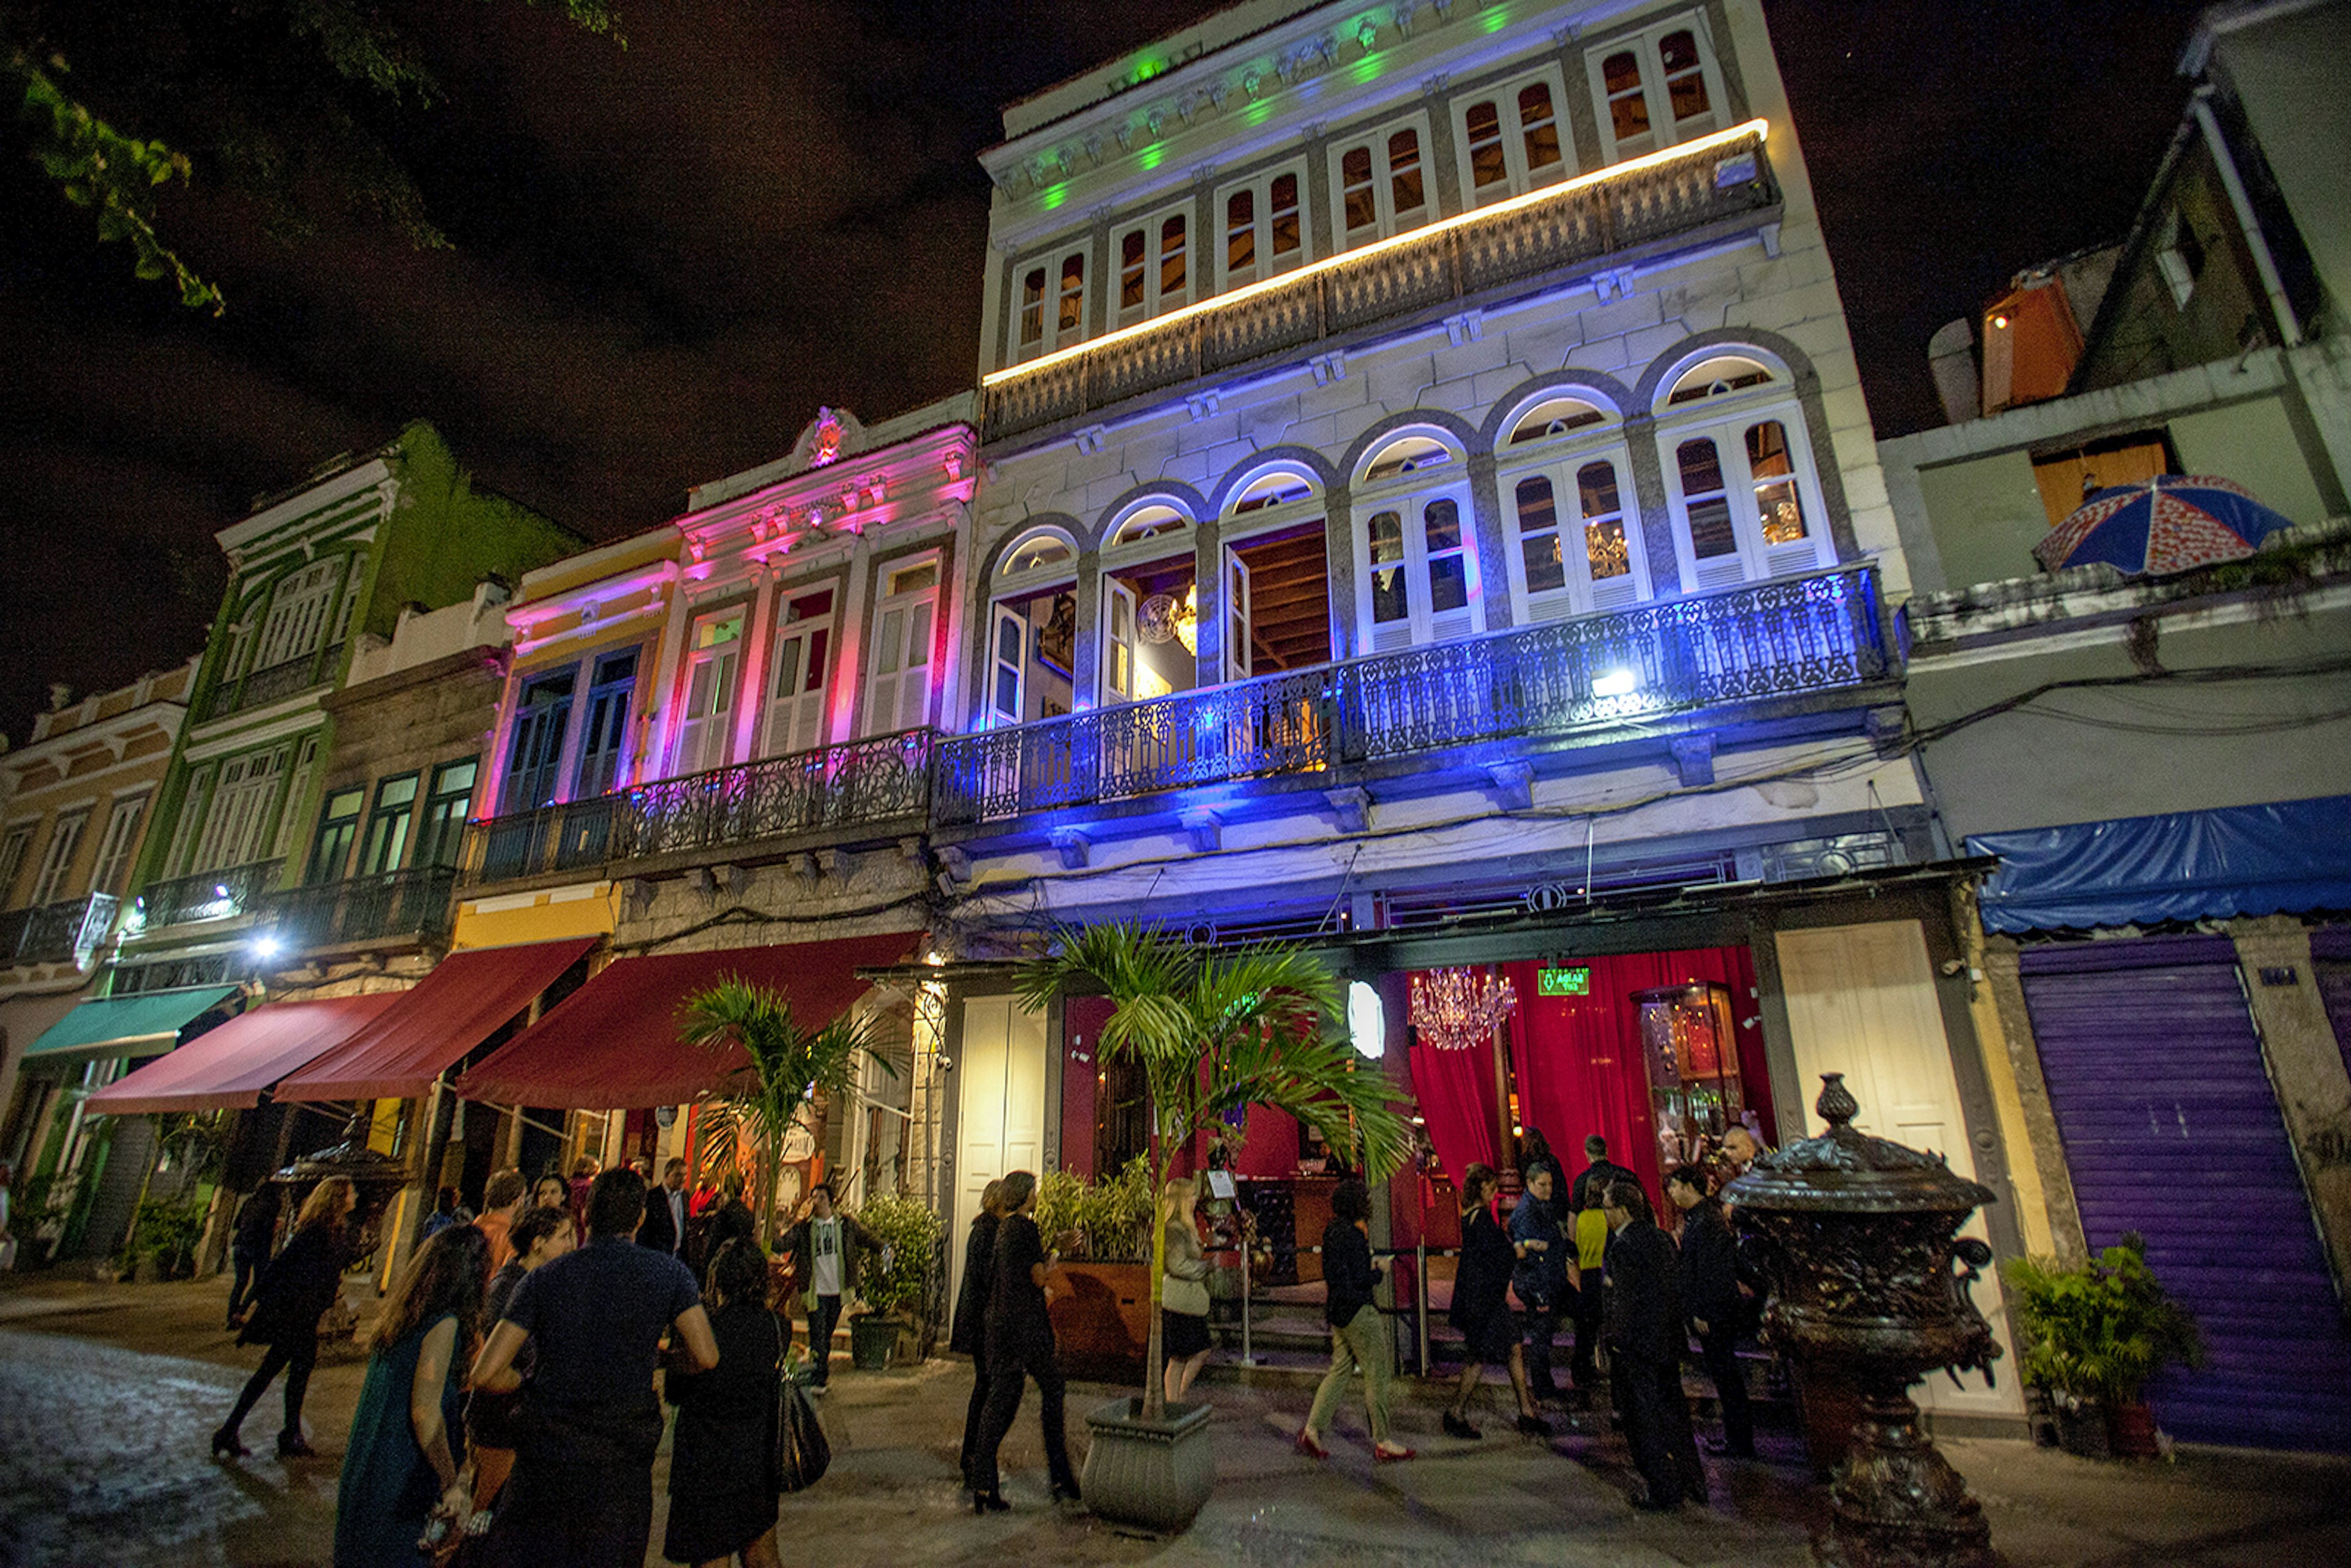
[677,976,893,1248]
[1019,923,1409,1422]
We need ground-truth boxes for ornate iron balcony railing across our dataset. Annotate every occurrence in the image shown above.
[934,566,1887,825]
[0,893,120,966]
[255,866,457,951]
[980,125,1777,444]
[134,859,285,931]
[199,648,337,721]
[462,728,935,887]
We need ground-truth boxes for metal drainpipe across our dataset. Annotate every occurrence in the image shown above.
[2191,87,2303,349]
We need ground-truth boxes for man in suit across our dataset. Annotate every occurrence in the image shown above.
[1601,1179,1703,1510]
[636,1158,690,1258]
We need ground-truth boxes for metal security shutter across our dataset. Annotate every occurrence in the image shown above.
[2312,926,2351,1080]
[2021,934,2351,1451]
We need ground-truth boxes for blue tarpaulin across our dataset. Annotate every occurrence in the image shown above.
[1970,794,2351,934]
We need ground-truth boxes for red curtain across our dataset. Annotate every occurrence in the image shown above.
[1503,945,1768,1207]
[1408,1027,1501,1187]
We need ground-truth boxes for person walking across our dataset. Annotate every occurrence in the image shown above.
[1667,1165,1754,1458]
[465,1203,574,1515]
[476,1169,528,1277]
[1443,1163,1550,1440]
[225,1183,283,1329]
[470,1169,718,1568]
[1297,1177,1411,1462]
[1157,1176,1214,1405]
[779,1183,883,1394]
[1510,1161,1573,1404]
[333,1223,487,1567]
[637,1157,690,1258]
[1601,1179,1702,1510]
[967,1170,1080,1513]
[662,1238,785,1568]
[950,1179,1004,1487]
[214,1175,354,1460]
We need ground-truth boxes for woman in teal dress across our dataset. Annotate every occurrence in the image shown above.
[336,1223,489,1567]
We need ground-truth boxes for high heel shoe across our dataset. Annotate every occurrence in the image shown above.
[1442,1411,1482,1440]
[276,1435,317,1460]
[1294,1428,1330,1460]
[971,1489,1008,1514]
[210,1429,249,1460]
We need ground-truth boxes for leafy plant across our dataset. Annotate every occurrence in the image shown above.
[1034,1158,1157,1263]
[2001,1234,2202,1406]
[124,1191,209,1275]
[1018,923,1409,1420]
[855,1191,942,1319]
[678,977,894,1249]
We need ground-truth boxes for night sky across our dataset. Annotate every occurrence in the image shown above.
[0,0,2214,749]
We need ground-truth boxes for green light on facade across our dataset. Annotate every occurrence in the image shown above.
[1482,6,1513,34]
[1244,96,1276,128]
[1346,51,1386,86]
[1139,143,1166,170]
[1041,182,1069,210]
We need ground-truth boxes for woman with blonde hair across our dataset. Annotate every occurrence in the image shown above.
[1159,1175,1213,1404]
[334,1222,487,1564]
[214,1176,356,1460]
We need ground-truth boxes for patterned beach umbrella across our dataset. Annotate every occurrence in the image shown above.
[2034,474,2296,576]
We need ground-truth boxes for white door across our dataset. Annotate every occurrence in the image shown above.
[763,593,833,757]
[1775,921,2023,1419]
[1103,580,1139,703]
[1224,553,1254,682]
[863,565,938,736]
[950,996,1048,1309]
[675,612,744,776]
[988,603,1027,727]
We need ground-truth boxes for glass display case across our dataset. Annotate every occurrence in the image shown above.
[1632,981,1742,1168]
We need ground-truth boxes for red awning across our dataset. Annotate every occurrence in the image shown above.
[274,937,599,1103]
[454,929,921,1109]
[84,993,403,1116]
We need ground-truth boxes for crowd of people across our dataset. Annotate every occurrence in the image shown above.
[201,1121,1766,1560]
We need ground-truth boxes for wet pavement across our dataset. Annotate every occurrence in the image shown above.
[4,1272,2349,1567]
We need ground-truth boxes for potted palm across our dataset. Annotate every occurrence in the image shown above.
[1019,924,1408,1532]
[849,1191,942,1367]
[677,976,893,1248]
[2001,1234,2202,1458]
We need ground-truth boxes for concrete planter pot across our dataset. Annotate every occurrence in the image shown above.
[1080,1398,1215,1534]
[849,1313,901,1370]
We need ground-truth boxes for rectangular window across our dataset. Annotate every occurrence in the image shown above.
[1012,247,1088,361]
[192,746,288,871]
[1341,146,1378,238]
[0,823,35,907]
[252,558,342,673]
[1519,82,1563,175]
[501,670,576,814]
[763,590,834,757]
[1218,168,1307,289]
[1119,229,1147,318]
[328,553,367,650]
[1056,252,1086,337]
[574,650,638,798]
[1747,422,1810,546]
[1588,15,1722,163]
[1368,511,1410,626]
[359,773,419,876]
[29,811,88,905]
[272,733,320,863]
[1515,476,1567,595]
[1579,460,1634,583]
[675,611,746,778]
[1158,214,1188,308]
[416,760,478,870]
[90,795,148,895]
[1018,266,1046,347]
[1662,410,1830,588]
[1676,438,1738,560]
[1509,451,1649,621]
[1456,75,1572,203]
[1332,115,1433,247]
[309,787,364,884]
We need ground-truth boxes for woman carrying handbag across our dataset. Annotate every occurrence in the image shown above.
[663,1239,784,1568]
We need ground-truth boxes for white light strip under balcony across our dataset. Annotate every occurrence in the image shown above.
[982,118,1773,389]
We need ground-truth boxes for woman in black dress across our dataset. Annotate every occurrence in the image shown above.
[950,1179,1003,1488]
[214,1175,354,1460]
[664,1238,784,1568]
[1443,1163,1551,1440]
[967,1170,1080,1513]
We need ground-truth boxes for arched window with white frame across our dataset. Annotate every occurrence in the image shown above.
[986,529,1078,728]
[1654,350,1835,591]
[1098,500,1199,704]
[1218,465,1330,681]
[1352,432,1480,653]
[1497,390,1651,620]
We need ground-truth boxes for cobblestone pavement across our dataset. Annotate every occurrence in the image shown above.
[5,1274,2350,1567]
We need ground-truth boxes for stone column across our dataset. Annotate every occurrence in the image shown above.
[2230,916,2351,1291]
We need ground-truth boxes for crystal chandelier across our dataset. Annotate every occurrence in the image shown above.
[1408,966,1518,1051]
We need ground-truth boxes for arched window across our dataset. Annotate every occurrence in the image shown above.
[1221,467,1332,681]
[988,530,1078,729]
[1587,21,1722,163]
[1499,397,1648,620]
[1653,348,1832,589]
[1354,435,1479,652]
[1228,468,1319,516]
[1361,433,1457,483]
[999,530,1076,577]
[1504,394,1613,446]
[1107,502,1191,547]
[1457,74,1570,204]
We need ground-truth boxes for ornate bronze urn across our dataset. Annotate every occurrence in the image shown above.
[271,1114,411,1256]
[1724,1075,2001,1568]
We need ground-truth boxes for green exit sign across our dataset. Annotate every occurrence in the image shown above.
[1538,966,1591,996]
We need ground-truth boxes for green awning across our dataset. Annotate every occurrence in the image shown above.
[21,986,241,1064]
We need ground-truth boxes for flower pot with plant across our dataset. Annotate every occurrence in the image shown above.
[1034,1160,1157,1378]
[1019,924,1408,1532]
[2001,1234,2201,1458]
[849,1191,943,1367]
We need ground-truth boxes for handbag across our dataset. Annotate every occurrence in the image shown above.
[1161,1274,1211,1317]
[773,1370,831,1493]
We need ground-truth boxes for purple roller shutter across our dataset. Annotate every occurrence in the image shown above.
[2021,934,2351,1451]
[2313,926,2351,1081]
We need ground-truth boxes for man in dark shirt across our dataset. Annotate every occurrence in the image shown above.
[1601,1180,1703,1511]
[1569,1134,1635,1215]
[471,1169,717,1567]
[966,1169,1079,1509]
[1567,1135,1632,1392]
[1509,1162,1573,1403]
[1668,1164,1754,1457]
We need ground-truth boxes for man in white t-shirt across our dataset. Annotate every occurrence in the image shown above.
[781,1184,885,1391]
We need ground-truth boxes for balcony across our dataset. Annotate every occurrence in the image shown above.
[981,124,1777,445]
[462,728,935,887]
[0,894,120,966]
[199,648,337,721]
[936,566,1888,826]
[134,860,285,931]
[255,866,457,951]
